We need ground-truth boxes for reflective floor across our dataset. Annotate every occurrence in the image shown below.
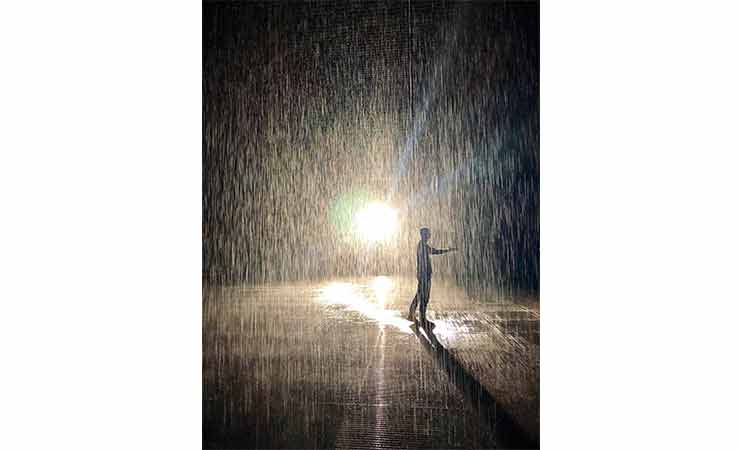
[203,276,539,449]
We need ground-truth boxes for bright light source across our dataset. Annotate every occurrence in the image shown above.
[354,202,397,242]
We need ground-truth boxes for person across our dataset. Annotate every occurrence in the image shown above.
[407,227,457,326]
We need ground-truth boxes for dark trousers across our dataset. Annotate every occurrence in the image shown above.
[409,276,432,320]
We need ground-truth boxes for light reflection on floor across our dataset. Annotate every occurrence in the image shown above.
[318,277,414,334]
[317,276,468,344]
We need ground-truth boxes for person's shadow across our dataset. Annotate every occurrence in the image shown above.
[411,320,538,449]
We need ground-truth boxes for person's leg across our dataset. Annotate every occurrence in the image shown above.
[408,279,421,320]
[419,277,431,323]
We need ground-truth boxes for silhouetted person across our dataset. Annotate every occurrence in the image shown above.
[408,227,457,326]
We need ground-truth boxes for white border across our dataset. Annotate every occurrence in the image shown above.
[542,1,740,448]
[0,2,201,448]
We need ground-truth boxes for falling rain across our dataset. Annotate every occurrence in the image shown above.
[203,2,539,448]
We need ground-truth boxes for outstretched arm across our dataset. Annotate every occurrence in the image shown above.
[430,246,458,255]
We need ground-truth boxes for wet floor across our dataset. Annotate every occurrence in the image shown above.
[203,276,539,449]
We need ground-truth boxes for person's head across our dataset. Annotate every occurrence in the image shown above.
[420,227,431,242]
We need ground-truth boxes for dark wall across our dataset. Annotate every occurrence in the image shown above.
[203,1,539,292]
